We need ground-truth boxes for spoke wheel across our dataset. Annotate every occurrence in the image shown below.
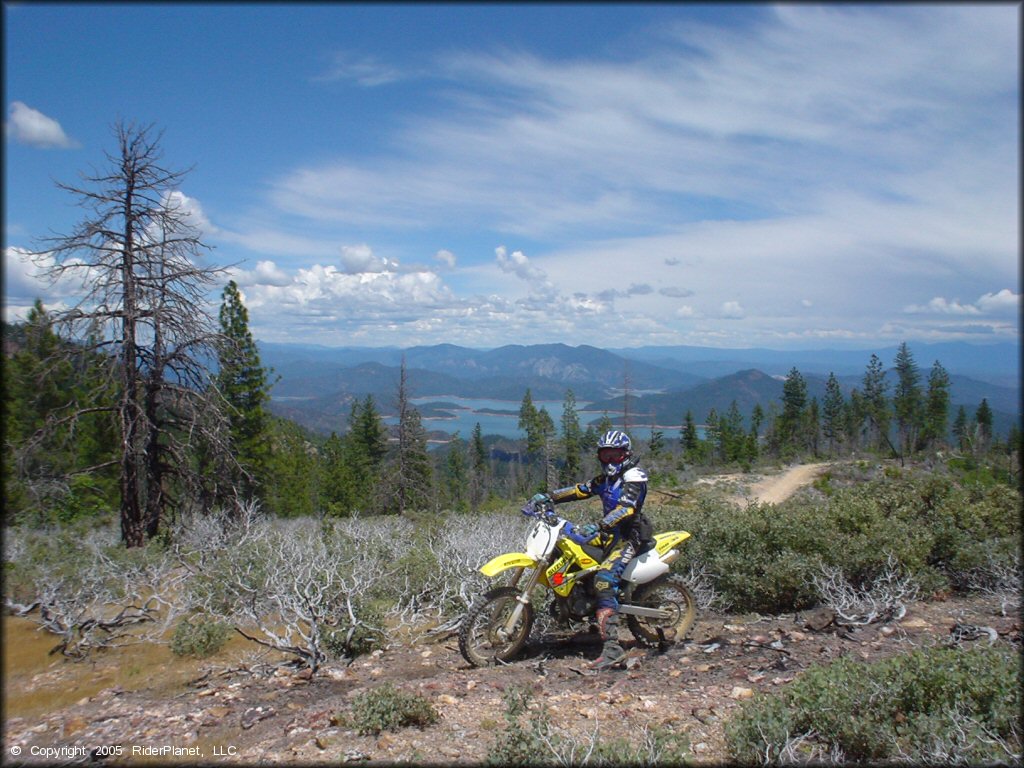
[626,574,697,647]
[459,586,535,667]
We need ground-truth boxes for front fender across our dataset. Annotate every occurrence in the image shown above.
[480,552,540,578]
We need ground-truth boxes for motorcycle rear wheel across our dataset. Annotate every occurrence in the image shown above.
[459,586,535,667]
[626,574,697,647]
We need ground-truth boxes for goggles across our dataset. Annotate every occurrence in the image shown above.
[598,447,628,465]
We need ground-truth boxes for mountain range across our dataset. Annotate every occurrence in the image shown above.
[260,341,1019,440]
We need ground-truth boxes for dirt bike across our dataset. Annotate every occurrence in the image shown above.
[459,500,697,667]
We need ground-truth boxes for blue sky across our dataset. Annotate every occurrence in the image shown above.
[4,3,1019,350]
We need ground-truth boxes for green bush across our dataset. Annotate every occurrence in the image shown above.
[170,617,230,658]
[349,683,438,736]
[647,467,1020,614]
[725,645,1021,765]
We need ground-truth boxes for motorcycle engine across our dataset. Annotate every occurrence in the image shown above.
[567,585,596,620]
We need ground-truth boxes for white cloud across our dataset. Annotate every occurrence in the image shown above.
[5,102,77,148]
[903,290,1019,317]
[976,289,1019,314]
[720,301,745,319]
[312,51,404,86]
[164,191,218,237]
[435,249,456,269]
[495,245,547,283]
[338,243,396,274]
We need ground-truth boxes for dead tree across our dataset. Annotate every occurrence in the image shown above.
[29,121,229,546]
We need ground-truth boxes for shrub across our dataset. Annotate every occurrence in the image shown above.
[486,685,690,766]
[647,467,1020,614]
[349,683,438,736]
[725,645,1021,765]
[170,617,230,658]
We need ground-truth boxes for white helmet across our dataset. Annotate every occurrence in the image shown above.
[597,430,632,475]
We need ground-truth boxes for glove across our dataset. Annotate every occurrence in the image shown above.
[520,504,538,518]
[531,492,552,508]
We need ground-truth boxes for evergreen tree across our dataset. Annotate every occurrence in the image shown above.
[705,408,721,464]
[952,405,969,451]
[217,280,272,503]
[721,400,745,463]
[349,395,388,487]
[807,397,820,457]
[261,417,318,517]
[975,398,994,450]
[319,431,355,515]
[681,410,699,455]
[892,342,923,457]
[442,432,468,512]
[469,422,488,511]
[861,354,890,453]
[778,367,808,454]
[536,406,556,489]
[559,389,582,484]
[923,361,951,449]
[3,302,119,523]
[822,373,845,456]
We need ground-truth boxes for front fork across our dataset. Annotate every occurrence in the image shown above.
[499,565,542,638]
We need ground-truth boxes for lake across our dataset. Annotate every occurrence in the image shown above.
[382,396,595,439]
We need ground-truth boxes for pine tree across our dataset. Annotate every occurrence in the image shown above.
[923,361,951,450]
[349,395,388,487]
[952,405,969,451]
[217,280,272,503]
[320,431,351,515]
[681,410,699,455]
[807,397,820,457]
[975,398,994,450]
[778,367,808,454]
[705,408,721,464]
[861,354,890,453]
[560,389,582,484]
[442,432,468,512]
[469,422,488,511]
[892,342,923,457]
[822,373,845,457]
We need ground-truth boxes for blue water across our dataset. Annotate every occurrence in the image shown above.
[384,396,596,439]
[385,396,699,440]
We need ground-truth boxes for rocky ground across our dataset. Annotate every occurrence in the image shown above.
[4,592,1018,766]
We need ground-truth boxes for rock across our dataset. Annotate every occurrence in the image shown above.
[804,607,835,631]
[729,687,754,700]
[241,707,276,730]
[437,694,458,705]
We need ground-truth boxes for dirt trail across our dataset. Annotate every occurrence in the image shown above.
[736,462,832,506]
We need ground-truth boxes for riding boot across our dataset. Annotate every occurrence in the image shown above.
[589,607,626,670]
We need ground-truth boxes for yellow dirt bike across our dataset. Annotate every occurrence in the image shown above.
[459,501,697,667]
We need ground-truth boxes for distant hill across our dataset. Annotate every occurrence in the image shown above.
[260,341,1019,439]
[613,341,1020,387]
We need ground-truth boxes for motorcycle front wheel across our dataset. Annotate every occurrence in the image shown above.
[626,573,697,647]
[459,586,535,667]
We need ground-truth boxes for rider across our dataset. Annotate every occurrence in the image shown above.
[529,429,653,669]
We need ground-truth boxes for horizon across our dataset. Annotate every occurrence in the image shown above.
[4,4,1019,351]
